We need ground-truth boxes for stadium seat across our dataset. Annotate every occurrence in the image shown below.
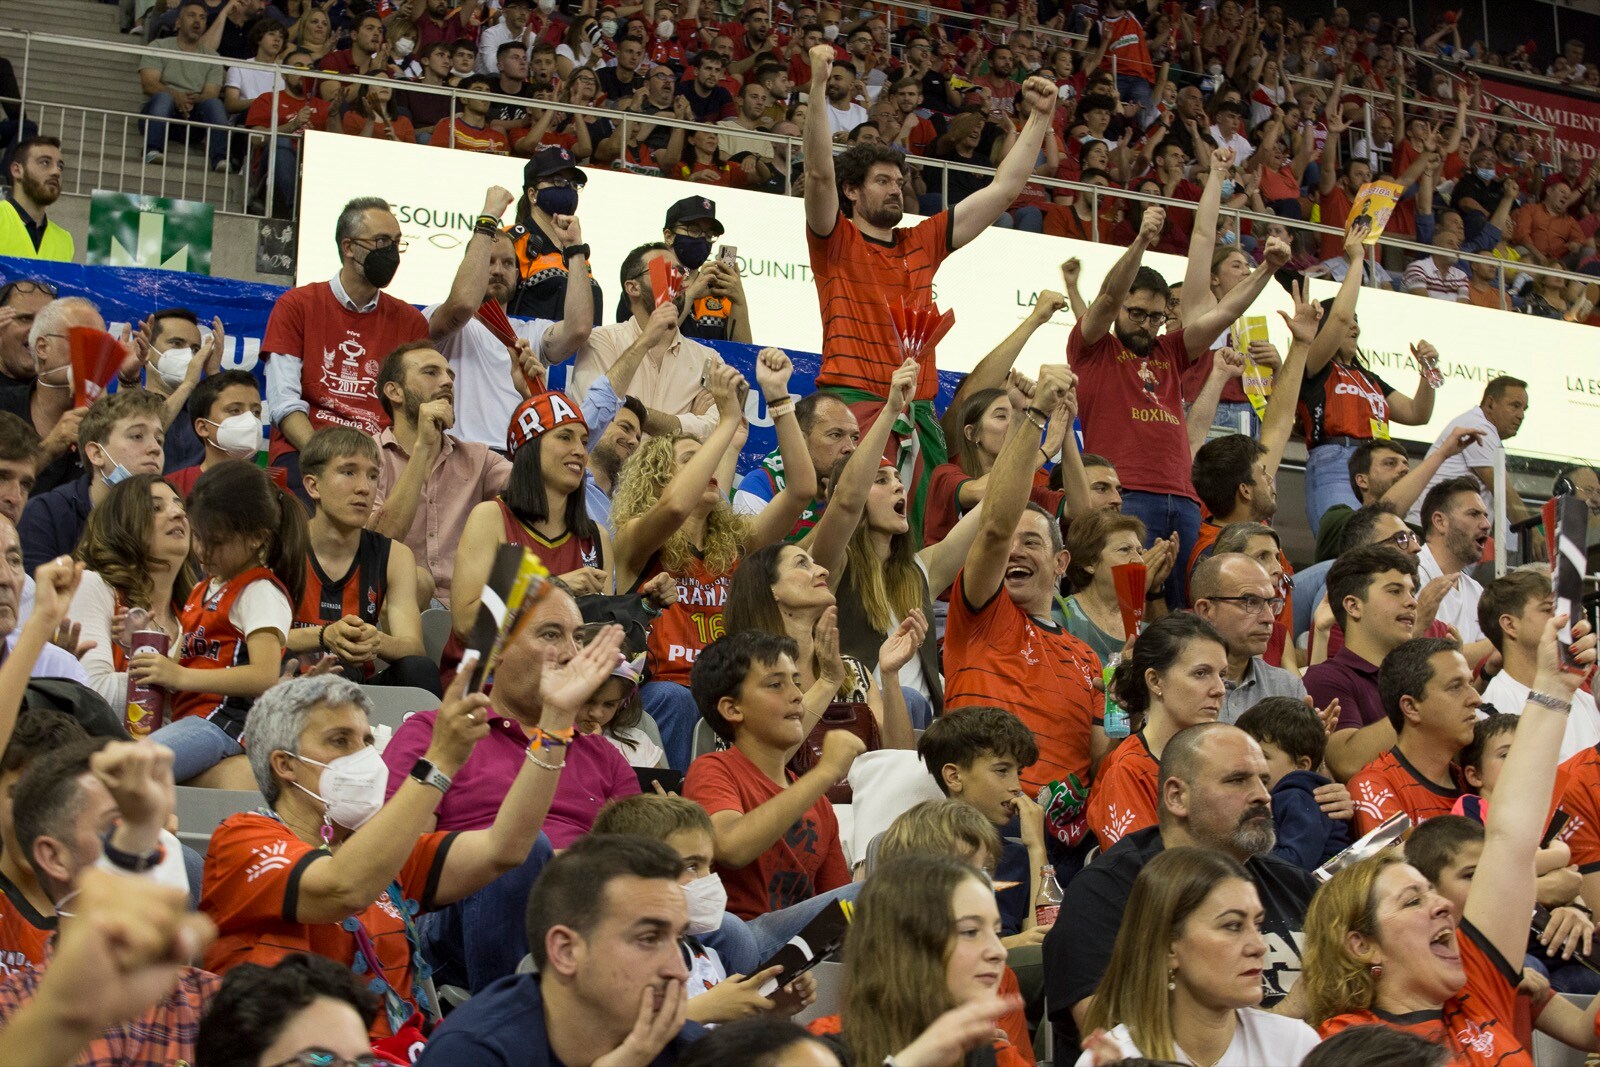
[1532,996,1591,1065]
[362,685,441,732]
[175,786,261,856]
[793,960,845,1026]
[421,607,452,665]
[691,719,720,762]
[637,712,665,754]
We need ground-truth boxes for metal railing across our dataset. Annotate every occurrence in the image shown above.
[1,25,1594,315]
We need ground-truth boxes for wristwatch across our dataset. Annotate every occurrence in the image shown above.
[101,832,165,873]
[561,243,591,263]
[409,758,453,795]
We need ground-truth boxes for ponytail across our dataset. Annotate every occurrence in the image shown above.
[266,483,308,607]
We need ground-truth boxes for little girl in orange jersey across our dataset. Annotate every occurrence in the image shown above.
[134,461,307,788]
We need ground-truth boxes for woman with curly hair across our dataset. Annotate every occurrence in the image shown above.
[612,354,815,769]
[69,473,197,713]
[1300,617,1600,1061]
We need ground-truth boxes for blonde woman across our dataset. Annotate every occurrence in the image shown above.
[1080,847,1320,1065]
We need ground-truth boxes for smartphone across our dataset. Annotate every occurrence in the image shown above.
[1552,493,1588,667]
[717,244,738,267]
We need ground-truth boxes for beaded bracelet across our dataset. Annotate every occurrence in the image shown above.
[526,747,566,772]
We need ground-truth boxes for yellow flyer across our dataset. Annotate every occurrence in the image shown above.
[1345,180,1406,243]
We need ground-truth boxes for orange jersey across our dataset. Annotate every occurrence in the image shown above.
[944,572,1104,797]
[201,813,454,1040]
[1318,920,1528,1066]
[1087,733,1160,847]
[1348,748,1463,837]
[807,210,952,400]
[174,567,289,736]
[0,873,51,982]
[1556,745,1600,872]
[638,551,732,687]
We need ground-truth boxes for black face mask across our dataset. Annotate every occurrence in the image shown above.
[672,234,713,270]
[361,243,401,288]
[535,186,580,216]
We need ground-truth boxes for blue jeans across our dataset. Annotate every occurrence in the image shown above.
[742,882,863,964]
[1304,442,1362,533]
[1211,400,1261,438]
[146,715,245,784]
[903,688,934,730]
[993,206,1044,232]
[642,680,700,770]
[698,911,761,976]
[140,92,229,166]
[1119,491,1201,609]
[419,833,554,992]
[1116,74,1154,112]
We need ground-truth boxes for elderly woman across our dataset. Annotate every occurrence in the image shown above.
[198,633,623,1039]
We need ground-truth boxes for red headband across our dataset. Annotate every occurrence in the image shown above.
[507,390,587,455]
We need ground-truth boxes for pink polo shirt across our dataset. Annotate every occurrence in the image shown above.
[381,707,640,845]
[370,427,511,603]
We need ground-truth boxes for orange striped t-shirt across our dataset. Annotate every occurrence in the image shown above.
[1348,748,1463,837]
[807,210,952,401]
[1087,732,1160,847]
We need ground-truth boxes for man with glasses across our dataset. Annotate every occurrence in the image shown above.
[658,196,750,343]
[0,137,71,263]
[0,280,57,390]
[196,954,380,1067]
[244,49,333,212]
[261,196,428,494]
[1190,554,1306,725]
[1070,204,1291,608]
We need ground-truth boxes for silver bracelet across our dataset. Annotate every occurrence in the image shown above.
[1528,691,1573,714]
[526,748,567,772]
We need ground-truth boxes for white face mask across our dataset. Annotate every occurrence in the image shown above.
[656,18,674,38]
[600,17,617,36]
[394,37,415,57]
[293,747,387,830]
[155,346,195,389]
[204,412,263,460]
[538,0,557,12]
[822,22,839,40]
[682,873,728,935]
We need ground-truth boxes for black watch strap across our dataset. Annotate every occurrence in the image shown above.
[561,243,591,263]
[101,832,165,873]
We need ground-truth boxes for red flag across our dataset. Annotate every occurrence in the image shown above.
[1111,562,1148,636]
[68,326,125,408]
[475,299,540,393]
[649,257,685,308]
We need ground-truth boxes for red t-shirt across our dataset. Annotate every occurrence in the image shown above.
[923,463,1063,547]
[1318,920,1528,1066]
[944,571,1104,804]
[1099,11,1155,82]
[1556,745,1600,873]
[807,211,952,401]
[637,552,731,687]
[167,463,288,498]
[1348,747,1463,836]
[0,874,51,982]
[1087,732,1159,847]
[201,813,456,1039]
[260,283,428,461]
[1319,186,1355,260]
[1069,323,1205,502]
[244,91,331,132]
[682,747,849,919]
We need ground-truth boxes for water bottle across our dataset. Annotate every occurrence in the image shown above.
[1035,865,1064,928]
[1103,653,1130,740]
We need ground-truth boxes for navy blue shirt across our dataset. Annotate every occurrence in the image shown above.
[993,819,1029,937]
[416,972,708,1066]
[17,476,91,573]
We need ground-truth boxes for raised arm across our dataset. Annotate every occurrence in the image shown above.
[1078,206,1162,344]
[1182,237,1291,358]
[1181,146,1235,319]
[950,77,1059,249]
[1468,618,1597,967]
[940,291,1066,441]
[803,44,841,236]
[744,350,818,551]
[537,214,595,363]
[1306,225,1368,377]
[612,363,746,583]
[1383,340,1437,425]
[1187,348,1246,457]
[1317,107,1347,197]
[1379,428,1486,516]
[429,186,516,341]
[961,367,1071,608]
[804,359,916,587]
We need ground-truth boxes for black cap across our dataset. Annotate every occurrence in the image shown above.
[523,145,586,188]
[664,195,725,236]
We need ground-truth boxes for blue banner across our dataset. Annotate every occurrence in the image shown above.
[0,256,965,476]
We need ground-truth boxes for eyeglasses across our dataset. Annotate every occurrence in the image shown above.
[0,279,58,301]
[1206,594,1287,616]
[265,1052,384,1067]
[1120,307,1163,325]
[1382,529,1419,549]
[540,177,583,189]
[351,235,409,253]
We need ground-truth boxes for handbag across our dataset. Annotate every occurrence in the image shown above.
[786,658,882,803]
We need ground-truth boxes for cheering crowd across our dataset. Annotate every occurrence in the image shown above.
[2,0,1600,1064]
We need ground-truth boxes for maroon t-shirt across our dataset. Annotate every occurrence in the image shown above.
[1068,323,1207,501]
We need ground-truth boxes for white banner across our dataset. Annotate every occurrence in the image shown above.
[298,131,1598,465]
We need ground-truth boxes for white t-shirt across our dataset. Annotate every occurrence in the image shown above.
[603,727,665,769]
[1482,671,1600,763]
[1416,544,1486,644]
[221,577,293,641]
[424,304,551,449]
[1209,125,1253,165]
[826,100,870,136]
[224,64,284,105]
[1073,1008,1322,1066]
[1407,407,1502,526]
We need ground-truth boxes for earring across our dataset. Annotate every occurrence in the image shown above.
[1370,963,1383,978]
[1168,969,1176,992]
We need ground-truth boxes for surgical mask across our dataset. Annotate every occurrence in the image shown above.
[682,873,728,935]
[205,412,263,459]
[672,234,712,269]
[100,461,133,487]
[155,346,195,389]
[822,23,839,39]
[394,37,415,57]
[1477,167,1496,181]
[1220,179,1237,199]
[293,747,387,831]
[535,185,580,216]
[656,18,674,38]
[601,17,617,36]
[538,0,557,12]
[361,243,401,288]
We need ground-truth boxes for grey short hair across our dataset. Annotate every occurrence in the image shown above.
[27,297,99,352]
[243,674,373,805]
[334,196,392,251]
